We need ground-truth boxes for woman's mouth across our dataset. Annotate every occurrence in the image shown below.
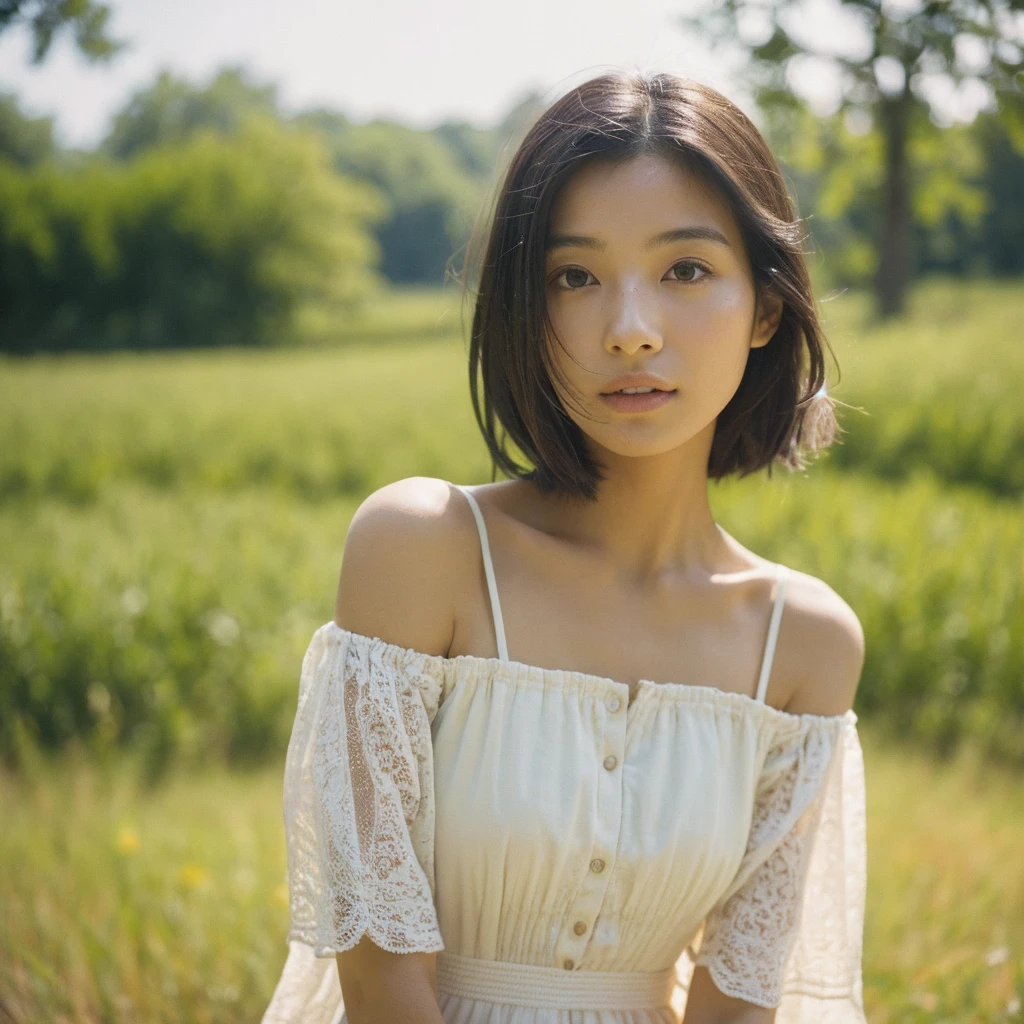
[599,386,678,413]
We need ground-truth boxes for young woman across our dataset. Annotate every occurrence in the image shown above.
[262,71,868,1024]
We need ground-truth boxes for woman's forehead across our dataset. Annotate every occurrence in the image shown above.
[546,153,741,249]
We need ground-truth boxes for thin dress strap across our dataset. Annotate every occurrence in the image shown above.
[453,484,509,662]
[754,563,789,704]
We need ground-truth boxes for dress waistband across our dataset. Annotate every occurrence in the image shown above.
[435,950,678,1010]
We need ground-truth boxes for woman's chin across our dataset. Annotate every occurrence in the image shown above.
[589,430,701,462]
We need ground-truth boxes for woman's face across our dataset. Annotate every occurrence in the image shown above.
[543,151,782,463]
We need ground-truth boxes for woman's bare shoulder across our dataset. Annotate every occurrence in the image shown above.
[777,567,865,717]
[333,476,479,657]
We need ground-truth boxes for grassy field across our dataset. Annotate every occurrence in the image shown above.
[1,277,1022,1020]
[2,278,1022,503]
[820,279,1024,496]
[2,280,1022,770]
[2,468,1022,776]
[1,726,1021,1023]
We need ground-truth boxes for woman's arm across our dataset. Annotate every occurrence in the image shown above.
[330,477,470,1022]
[682,965,776,1024]
[336,938,445,1024]
[684,574,866,1024]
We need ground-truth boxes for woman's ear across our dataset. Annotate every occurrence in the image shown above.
[750,288,784,349]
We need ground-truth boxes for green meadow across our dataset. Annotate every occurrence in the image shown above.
[1,731,1022,1023]
[1,278,1022,1020]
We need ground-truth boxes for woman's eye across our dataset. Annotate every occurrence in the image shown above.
[554,267,593,290]
[552,262,708,290]
[667,261,708,283]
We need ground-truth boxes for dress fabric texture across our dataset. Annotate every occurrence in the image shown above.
[261,484,868,1024]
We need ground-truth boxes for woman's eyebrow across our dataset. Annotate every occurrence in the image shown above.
[545,225,732,252]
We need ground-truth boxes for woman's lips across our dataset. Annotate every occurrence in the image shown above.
[599,389,677,413]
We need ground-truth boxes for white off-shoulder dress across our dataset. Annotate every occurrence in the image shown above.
[261,483,867,1024]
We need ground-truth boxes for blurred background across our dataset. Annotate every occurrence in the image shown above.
[0,1,1022,1021]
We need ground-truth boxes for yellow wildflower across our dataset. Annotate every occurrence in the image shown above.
[116,827,140,856]
[178,863,210,891]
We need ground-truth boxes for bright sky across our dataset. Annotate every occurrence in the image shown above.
[0,0,995,149]
[0,0,756,148]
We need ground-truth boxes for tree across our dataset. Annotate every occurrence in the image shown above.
[0,0,122,63]
[295,109,486,285]
[0,89,56,165]
[971,98,1024,272]
[682,0,1024,317]
[0,116,386,352]
[766,96,993,290]
[432,89,548,181]
[101,66,279,160]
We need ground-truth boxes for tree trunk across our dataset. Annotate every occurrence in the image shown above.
[875,93,912,319]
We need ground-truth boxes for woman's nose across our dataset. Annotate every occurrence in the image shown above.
[603,280,663,356]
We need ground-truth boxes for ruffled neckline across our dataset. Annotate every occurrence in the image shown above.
[320,621,857,728]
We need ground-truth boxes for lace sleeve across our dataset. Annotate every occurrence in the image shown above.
[690,710,867,1022]
[262,624,447,1023]
[283,623,447,957]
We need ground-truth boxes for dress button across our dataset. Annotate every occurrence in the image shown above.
[607,696,621,714]
[603,754,617,771]
[573,920,587,936]
[563,958,575,970]
[590,857,605,873]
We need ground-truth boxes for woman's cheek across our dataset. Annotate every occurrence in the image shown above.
[707,277,758,330]
[549,312,596,385]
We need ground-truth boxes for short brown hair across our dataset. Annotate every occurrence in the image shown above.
[459,71,840,501]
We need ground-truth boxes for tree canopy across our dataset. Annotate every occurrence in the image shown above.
[101,66,279,161]
[0,116,386,352]
[1,47,1021,351]
[682,0,1024,316]
[0,90,56,166]
[0,0,122,63]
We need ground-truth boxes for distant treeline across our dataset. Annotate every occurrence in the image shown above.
[1,66,1022,353]
[0,117,385,352]
[0,68,541,353]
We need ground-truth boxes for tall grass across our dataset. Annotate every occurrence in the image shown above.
[3,279,1022,502]
[0,754,291,1024]
[1,726,1021,1023]
[821,278,1024,495]
[0,331,485,504]
[2,468,1021,774]
[2,280,1023,773]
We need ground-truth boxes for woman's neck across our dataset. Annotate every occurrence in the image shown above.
[525,431,745,583]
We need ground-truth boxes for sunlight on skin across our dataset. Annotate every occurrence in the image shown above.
[543,152,783,465]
